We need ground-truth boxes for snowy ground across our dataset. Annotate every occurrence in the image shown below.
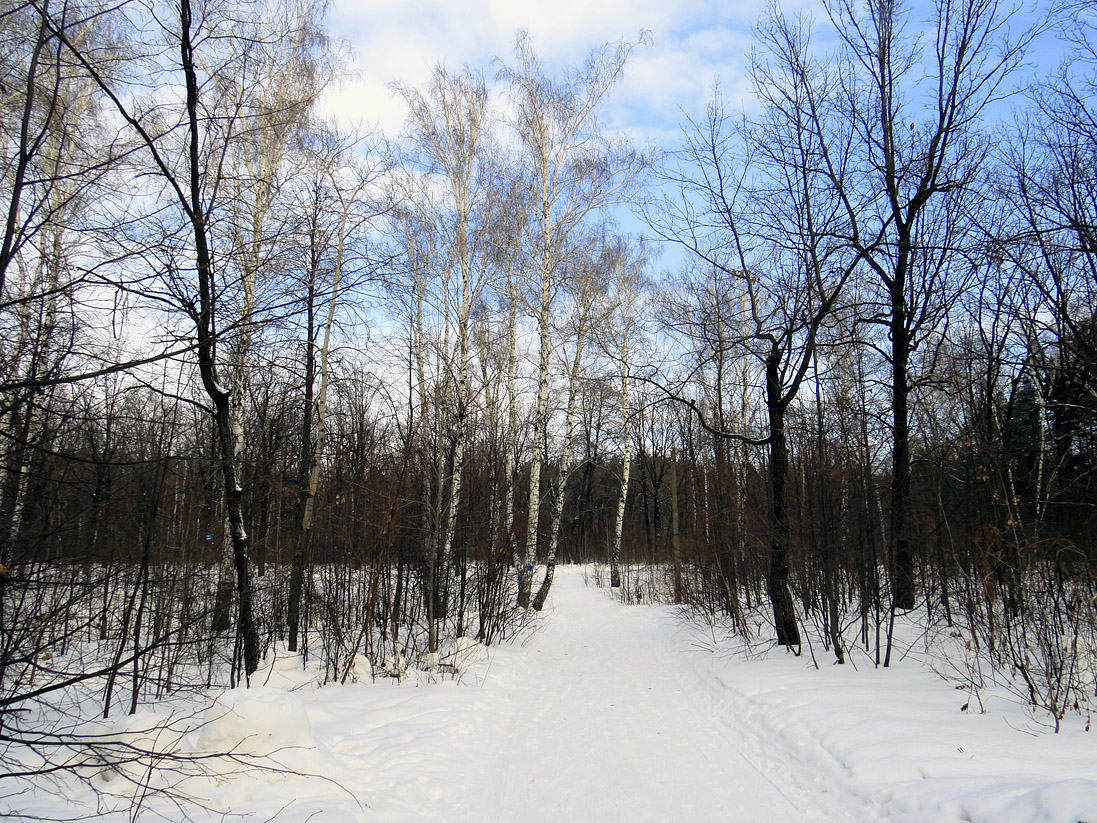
[9,565,1097,822]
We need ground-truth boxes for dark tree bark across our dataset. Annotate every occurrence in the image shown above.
[179,0,259,677]
[888,263,915,609]
[817,0,1035,609]
[40,0,266,677]
[765,353,800,647]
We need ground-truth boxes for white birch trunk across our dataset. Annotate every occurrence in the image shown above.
[4,402,39,563]
[437,251,473,601]
[520,278,553,608]
[532,324,587,611]
[610,367,632,589]
[394,67,494,644]
[300,180,352,534]
[498,34,643,605]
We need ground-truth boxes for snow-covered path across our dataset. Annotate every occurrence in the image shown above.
[464,567,870,823]
[292,565,875,823]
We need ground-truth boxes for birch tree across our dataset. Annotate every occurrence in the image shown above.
[476,182,528,622]
[393,65,497,648]
[0,0,116,299]
[0,76,99,564]
[530,233,613,610]
[288,127,383,652]
[36,0,342,676]
[499,31,646,607]
[0,4,120,568]
[602,240,647,589]
[209,0,333,628]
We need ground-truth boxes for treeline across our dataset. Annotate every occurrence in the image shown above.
[0,0,1094,764]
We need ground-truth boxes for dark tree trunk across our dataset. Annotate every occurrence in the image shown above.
[668,452,683,605]
[766,357,800,647]
[287,535,307,653]
[181,0,259,676]
[289,258,317,653]
[889,244,915,610]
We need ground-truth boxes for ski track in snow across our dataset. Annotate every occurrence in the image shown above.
[460,568,871,823]
[291,566,875,823]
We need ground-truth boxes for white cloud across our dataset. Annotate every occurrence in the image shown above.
[319,0,790,144]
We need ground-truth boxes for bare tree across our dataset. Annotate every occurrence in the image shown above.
[205,0,335,628]
[499,31,646,607]
[657,10,856,645]
[35,0,342,676]
[600,238,647,590]
[1004,3,1097,411]
[288,126,384,652]
[531,232,617,609]
[391,64,498,648]
[0,0,116,299]
[817,0,1036,609]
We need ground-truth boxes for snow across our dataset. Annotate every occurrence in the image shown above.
[7,565,1097,822]
[194,687,317,755]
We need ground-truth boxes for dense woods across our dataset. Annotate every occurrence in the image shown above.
[2,0,1096,790]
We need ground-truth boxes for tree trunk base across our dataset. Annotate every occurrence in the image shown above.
[517,569,533,609]
[532,562,555,611]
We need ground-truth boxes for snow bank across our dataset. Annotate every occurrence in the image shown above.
[442,636,487,673]
[195,686,317,756]
[416,636,487,674]
[687,607,1097,823]
[179,685,349,816]
[88,709,189,787]
[251,647,322,689]
[1004,779,1097,823]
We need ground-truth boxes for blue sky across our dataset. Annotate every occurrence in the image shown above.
[321,0,792,145]
[321,0,1067,276]
[323,0,1066,149]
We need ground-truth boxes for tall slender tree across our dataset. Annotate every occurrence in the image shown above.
[816,0,1036,608]
[499,31,646,607]
[392,65,498,647]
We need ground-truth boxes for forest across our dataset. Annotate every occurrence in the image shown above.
[1,0,1096,798]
